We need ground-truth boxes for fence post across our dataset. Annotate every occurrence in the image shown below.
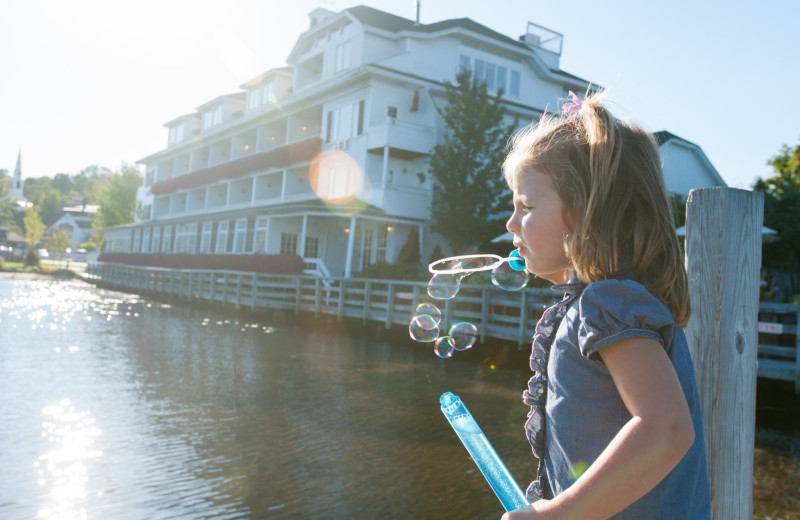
[684,187,763,520]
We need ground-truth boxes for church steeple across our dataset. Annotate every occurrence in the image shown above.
[10,150,30,207]
[12,150,23,196]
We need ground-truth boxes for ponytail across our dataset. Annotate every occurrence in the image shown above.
[504,92,690,327]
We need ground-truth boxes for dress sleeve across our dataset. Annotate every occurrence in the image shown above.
[577,279,675,360]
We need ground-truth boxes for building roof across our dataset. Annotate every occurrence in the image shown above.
[344,5,529,51]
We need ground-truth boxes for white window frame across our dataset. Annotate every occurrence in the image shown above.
[254,216,269,253]
[200,222,213,253]
[215,221,229,254]
[232,218,248,253]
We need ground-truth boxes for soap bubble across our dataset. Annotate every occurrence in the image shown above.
[449,322,478,351]
[414,303,442,326]
[491,261,529,291]
[434,336,456,358]
[427,273,461,300]
[409,315,439,342]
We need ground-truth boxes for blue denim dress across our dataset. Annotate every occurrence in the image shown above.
[523,272,711,518]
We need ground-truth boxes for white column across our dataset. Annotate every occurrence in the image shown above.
[299,215,308,257]
[344,215,356,278]
[381,145,390,189]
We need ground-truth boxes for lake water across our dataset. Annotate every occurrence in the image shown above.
[0,277,535,519]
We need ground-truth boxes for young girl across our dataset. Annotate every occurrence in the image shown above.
[501,92,710,519]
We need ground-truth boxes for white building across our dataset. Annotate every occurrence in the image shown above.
[45,204,98,247]
[103,6,724,278]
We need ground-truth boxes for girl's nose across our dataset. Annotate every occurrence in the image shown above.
[506,210,519,234]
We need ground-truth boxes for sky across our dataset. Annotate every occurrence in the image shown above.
[1,0,798,190]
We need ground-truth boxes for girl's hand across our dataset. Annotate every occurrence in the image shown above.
[500,499,551,520]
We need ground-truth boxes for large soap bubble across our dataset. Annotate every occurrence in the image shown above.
[409,315,439,342]
[491,261,529,291]
[449,322,479,351]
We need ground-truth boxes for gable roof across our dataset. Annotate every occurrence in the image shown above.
[654,130,727,188]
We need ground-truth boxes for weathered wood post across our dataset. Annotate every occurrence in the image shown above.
[684,187,763,520]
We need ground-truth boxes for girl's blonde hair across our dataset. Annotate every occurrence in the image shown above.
[503,91,690,327]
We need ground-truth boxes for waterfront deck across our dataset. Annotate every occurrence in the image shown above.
[84,263,800,392]
[84,263,558,346]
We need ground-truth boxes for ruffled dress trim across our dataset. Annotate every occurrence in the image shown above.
[522,278,585,501]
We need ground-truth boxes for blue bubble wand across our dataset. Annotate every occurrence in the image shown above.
[440,392,529,512]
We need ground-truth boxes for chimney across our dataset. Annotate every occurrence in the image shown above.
[415,0,421,25]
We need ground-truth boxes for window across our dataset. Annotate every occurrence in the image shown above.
[510,70,521,97]
[168,125,184,144]
[304,236,319,258]
[387,105,397,118]
[497,66,507,92]
[247,82,274,110]
[461,54,519,96]
[254,216,269,252]
[200,222,213,253]
[162,226,173,253]
[151,227,161,253]
[474,59,485,83]
[203,106,222,129]
[485,62,496,90]
[376,226,387,264]
[319,164,359,200]
[459,54,471,72]
[142,228,151,253]
[280,232,298,255]
[132,229,141,253]
[232,218,248,253]
[261,82,273,104]
[326,100,365,143]
[215,221,229,253]
[354,228,374,271]
[334,40,351,73]
[176,223,197,253]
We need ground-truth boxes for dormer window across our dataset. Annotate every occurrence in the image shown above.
[334,40,351,73]
[247,82,275,110]
[168,125,184,144]
[203,106,222,129]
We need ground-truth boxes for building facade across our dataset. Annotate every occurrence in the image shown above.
[103,6,723,278]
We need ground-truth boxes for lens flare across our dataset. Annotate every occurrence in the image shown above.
[309,150,369,214]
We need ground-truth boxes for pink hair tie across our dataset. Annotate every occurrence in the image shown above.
[562,91,582,120]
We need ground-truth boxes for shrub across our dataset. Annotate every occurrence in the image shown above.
[25,249,40,267]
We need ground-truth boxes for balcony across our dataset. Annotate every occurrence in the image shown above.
[367,119,434,158]
[149,137,322,196]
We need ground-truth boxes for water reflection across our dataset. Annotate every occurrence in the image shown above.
[0,278,532,519]
[37,398,102,520]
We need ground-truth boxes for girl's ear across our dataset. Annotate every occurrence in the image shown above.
[564,207,578,232]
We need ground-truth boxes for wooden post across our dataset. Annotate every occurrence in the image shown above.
[684,187,763,520]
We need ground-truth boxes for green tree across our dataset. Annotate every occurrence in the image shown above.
[396,227,421,265]
[39,188,68,214]
[23,208,46,248]
[0,170,19,229]
[93,164,142,229]
[23,176,53,207]
[45,226,71,259]
[753,140,800,295]
[428,68,516,254]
